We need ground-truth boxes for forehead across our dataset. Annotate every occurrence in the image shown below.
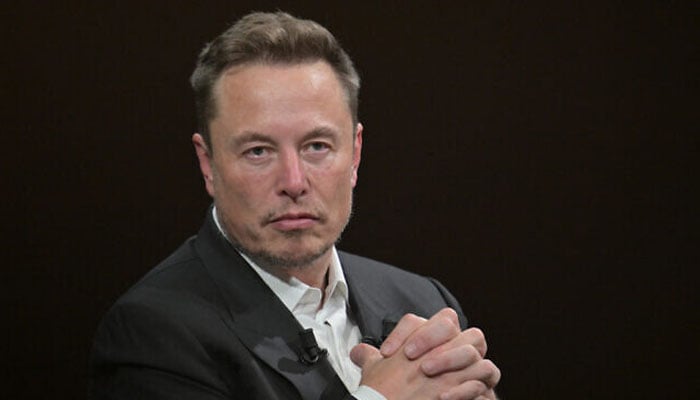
[212,61,351,122]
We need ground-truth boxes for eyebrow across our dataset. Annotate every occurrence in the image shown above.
[229,131,275,148]
[229,126,341,148]
[303,126,340,141]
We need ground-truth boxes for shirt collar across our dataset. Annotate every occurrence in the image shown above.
[212,206,349,312]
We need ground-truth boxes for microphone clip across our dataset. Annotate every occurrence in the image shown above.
[298,328,328,365]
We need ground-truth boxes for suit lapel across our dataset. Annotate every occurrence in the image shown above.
[193,209,348,400]
[341,252,401,347]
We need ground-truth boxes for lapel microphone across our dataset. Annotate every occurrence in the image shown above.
[298,328,328,365]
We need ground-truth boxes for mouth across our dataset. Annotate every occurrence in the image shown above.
[267,212,320,231]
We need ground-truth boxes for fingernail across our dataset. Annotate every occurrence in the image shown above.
[405,342,418,358]
[380,340,396,356]
[422,359,436,375]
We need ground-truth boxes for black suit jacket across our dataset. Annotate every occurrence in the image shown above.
[89,210,468,399]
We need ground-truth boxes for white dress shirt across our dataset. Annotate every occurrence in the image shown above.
[212,208,385,400]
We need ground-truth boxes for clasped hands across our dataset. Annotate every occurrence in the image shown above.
[350,308,500,400]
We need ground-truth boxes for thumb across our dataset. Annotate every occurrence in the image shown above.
[350,343,382,368]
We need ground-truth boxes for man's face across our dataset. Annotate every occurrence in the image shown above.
[193,61,362,270]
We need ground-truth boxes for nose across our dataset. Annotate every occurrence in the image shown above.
[277,151,308,201]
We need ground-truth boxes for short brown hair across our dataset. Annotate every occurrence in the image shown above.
[190,11,361,148]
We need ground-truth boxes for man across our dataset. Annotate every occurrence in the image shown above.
[89,11,500,400]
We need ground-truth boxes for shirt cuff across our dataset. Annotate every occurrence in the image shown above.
[353,385,387,400]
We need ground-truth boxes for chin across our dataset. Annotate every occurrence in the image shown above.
[233,233,332,269]
[250,244,333,270]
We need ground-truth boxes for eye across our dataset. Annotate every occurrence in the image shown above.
[243,146,269,159]
[307,142,330,152]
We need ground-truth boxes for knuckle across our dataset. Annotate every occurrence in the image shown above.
[392,313,424,336]
[493,368,502,386]
[490,363,502,385]
[439,307,459,321]
[399,313,424,327]
[479,359,501,386]
[464,344,481,361]
[467,327,485,340]
[404,312,421,322]
[466,327,488,355]
[438,316,461,335]
[463,380,489,397]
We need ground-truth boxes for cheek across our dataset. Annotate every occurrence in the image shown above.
[215,171,263,209]
[320,169,354,204]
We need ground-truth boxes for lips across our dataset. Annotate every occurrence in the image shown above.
[268,212,319,231]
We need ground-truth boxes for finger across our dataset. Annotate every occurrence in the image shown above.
[350,342,383,368]
[463,327,487,358]
[439,327,487,358]
[420,326,488,369]
[379,313,426,357]
[479,389,498,400]
[438,380,488,400]
[435,306,460,326]
[403,308,461,359]
[480,360,501,389]
[421,344,481,376]
[457,359,501,389]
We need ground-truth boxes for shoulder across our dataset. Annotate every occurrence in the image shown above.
[338,250,443,287]
[338,250,468,327]
[118,236,218,304]
[93,236,231,360]
[338,251,429,282]
[90,237,234,394]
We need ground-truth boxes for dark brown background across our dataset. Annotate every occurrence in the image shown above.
[3,2,697,399]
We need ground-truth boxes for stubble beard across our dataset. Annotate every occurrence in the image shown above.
[218,198,354,271]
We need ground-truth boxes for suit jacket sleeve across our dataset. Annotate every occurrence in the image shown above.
[89,292,232,399]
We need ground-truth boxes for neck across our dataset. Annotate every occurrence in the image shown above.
[267,250,332,290]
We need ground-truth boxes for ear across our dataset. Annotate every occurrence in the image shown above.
[351,123,363,187]
[192,133,216,197]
